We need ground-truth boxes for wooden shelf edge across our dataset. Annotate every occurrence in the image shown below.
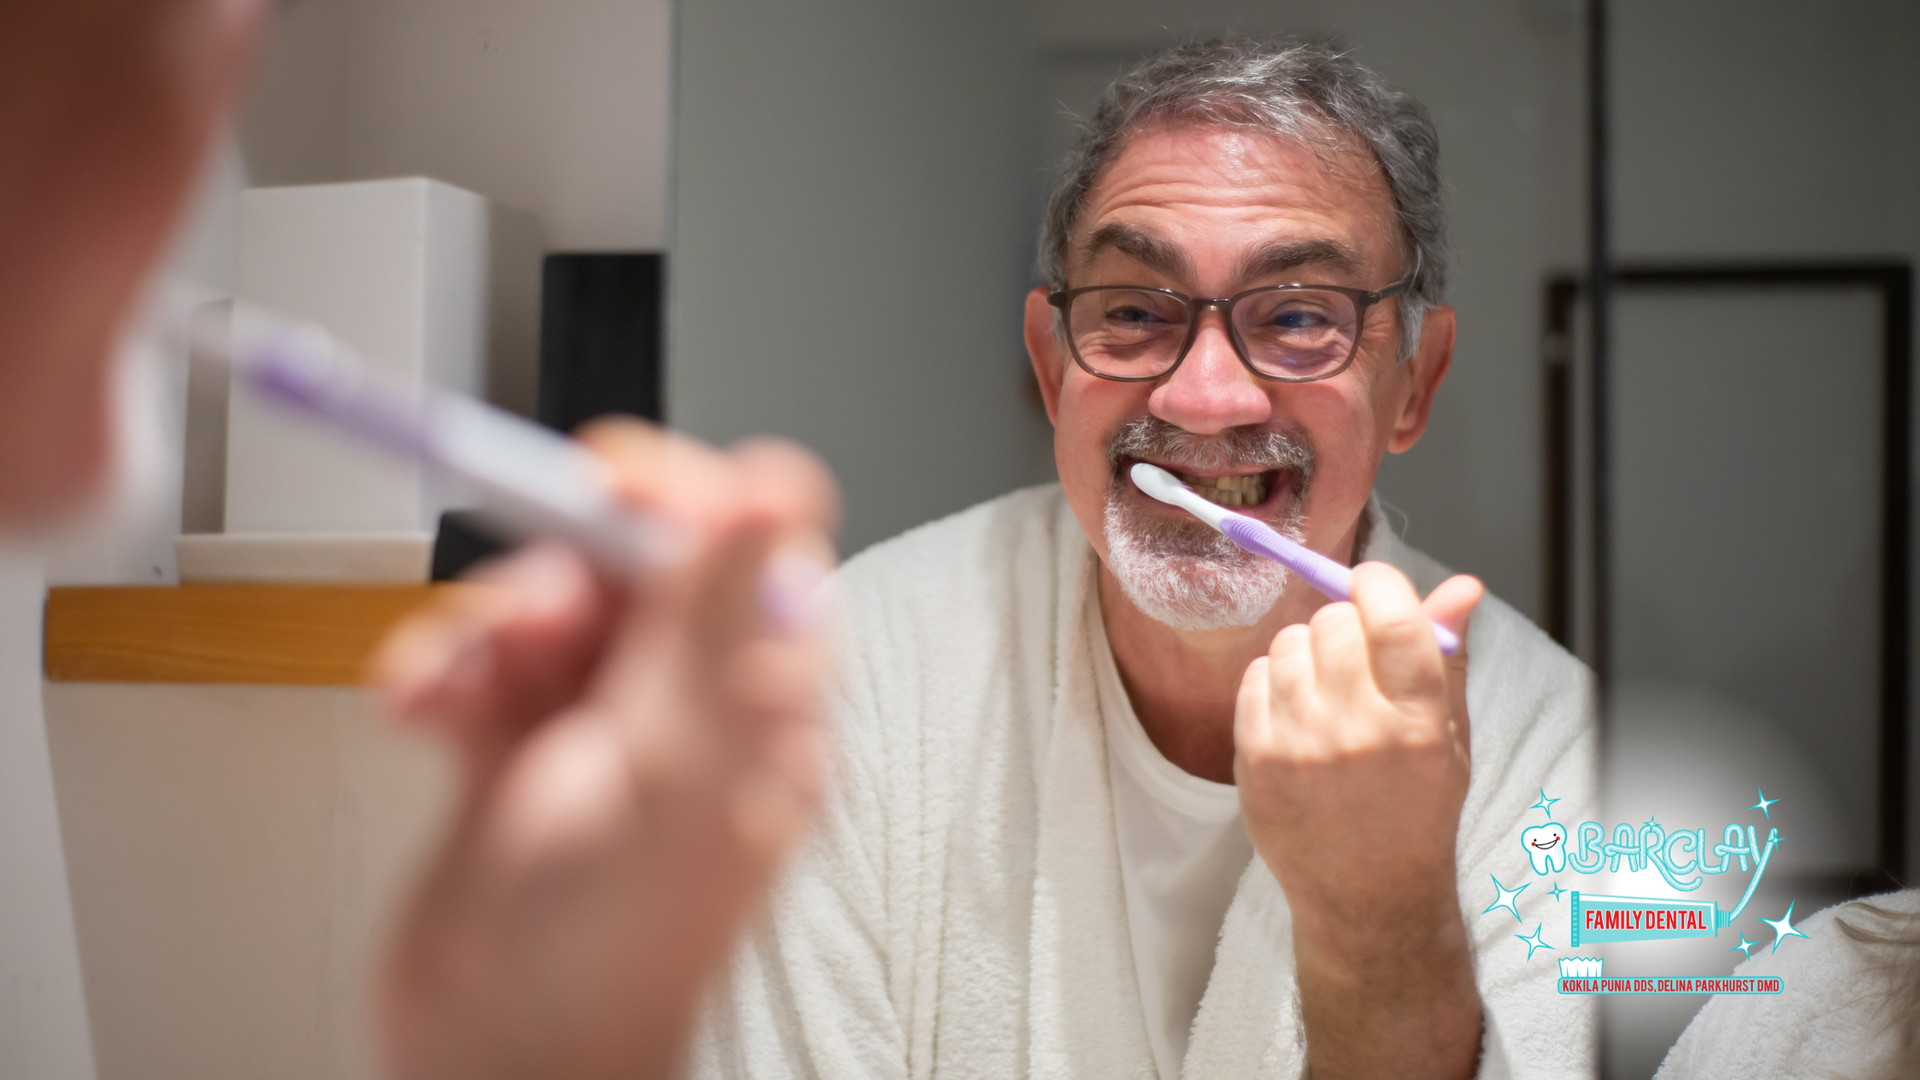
[44,584,458,686]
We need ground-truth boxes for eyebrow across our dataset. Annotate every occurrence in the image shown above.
[1235,239,1368,284]
[1080,223,1196,282]
[1079,225,1373,292]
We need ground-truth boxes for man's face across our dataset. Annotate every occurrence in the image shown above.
[1024,123,1454,630]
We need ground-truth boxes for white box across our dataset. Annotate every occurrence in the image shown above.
[225,178,541,540]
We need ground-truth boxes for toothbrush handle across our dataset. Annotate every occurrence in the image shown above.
[1218,515,1462,656]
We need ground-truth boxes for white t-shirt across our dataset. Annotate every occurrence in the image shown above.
[1090,596,1255,1080]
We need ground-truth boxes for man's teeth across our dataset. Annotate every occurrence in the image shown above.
[1177,471,1268,508]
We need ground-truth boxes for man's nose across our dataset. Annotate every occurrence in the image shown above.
[1147,313,1273,435]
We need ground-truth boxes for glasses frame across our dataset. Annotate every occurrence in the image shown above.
[1046,267,1415,384]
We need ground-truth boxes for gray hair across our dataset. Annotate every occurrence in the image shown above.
[1038,37,1448,362]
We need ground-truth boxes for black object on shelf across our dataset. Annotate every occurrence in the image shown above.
[538,252,665,434]
[431,510,510,582]
[435,254,665,581]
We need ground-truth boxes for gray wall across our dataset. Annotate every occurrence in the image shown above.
[670,0,1055,555]
[241,0,673,250]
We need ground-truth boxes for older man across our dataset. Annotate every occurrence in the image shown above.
[692,39,1594,1080]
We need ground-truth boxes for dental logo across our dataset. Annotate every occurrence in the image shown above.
[1485,787,1804,996]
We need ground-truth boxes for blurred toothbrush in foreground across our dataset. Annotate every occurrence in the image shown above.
[192,307,688,582]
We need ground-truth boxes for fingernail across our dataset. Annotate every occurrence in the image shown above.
[759,548,832,631]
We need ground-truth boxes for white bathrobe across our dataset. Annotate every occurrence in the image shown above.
[1654,890,1920,1080]
[691,485,1597,1079]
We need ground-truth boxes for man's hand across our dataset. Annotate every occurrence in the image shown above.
[1234,563,1484,1080]
[375,421,840,1080]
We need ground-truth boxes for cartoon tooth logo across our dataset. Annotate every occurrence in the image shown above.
[1522,822,1568,874]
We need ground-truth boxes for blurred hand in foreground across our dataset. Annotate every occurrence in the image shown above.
[376,420,840,1080]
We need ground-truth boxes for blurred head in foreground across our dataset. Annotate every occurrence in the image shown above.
[0,1,264,525]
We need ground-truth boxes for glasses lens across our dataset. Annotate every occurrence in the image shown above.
[1067,289,1189,377]
[1234,289,1360,379]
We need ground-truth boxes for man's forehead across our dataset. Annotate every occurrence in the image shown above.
[1088,122,1389,210]
[1070,123,1397,278]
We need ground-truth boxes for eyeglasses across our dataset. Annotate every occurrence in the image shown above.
[1046,265,1414,384]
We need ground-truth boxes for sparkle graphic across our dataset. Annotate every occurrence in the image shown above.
[1548,880,1567,904]
[1484,875,1529,922]
[1751,789,1779,820]
[1643,814,1660,831]
[1762,902,1809,953]
[1729,931,1759,959]
[1530,787,1561,821]
[1516,923,1554,961]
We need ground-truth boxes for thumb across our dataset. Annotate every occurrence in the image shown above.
[1422,573,1482,760]
[1422,574,1484,653]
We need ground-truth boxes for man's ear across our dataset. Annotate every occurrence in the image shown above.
[1387,304,1455,454]
[1024,286,1065,426]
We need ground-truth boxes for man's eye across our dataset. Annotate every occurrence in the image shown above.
[1107,305,1166,324]
[1271,307,1330,329]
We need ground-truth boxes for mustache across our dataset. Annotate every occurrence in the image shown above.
[1104,416,1316,484]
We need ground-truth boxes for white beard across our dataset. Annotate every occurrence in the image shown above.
[1099,415,1315,632]
[1102,493,1295,632]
